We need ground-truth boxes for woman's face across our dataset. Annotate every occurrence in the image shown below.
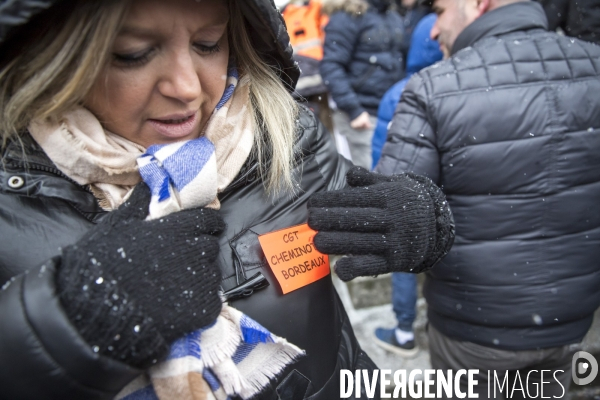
[85,0,229,148]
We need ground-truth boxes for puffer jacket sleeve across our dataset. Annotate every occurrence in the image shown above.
[320,12,365,120]
[375,73,440,183]
[0,260,141,399]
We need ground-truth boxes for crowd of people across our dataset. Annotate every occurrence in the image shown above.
[0,0,598,399]
[288,0,600,398]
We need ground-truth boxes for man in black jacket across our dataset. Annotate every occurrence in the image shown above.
[377,0,600,397]
[537,0,600,45]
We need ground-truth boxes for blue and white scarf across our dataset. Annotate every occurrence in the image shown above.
[114,69,305,400]
[117,307,304,400]
[31,67,304,400]
[137,68,252,216]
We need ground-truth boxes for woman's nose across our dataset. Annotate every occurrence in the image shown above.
[158,53,201,103]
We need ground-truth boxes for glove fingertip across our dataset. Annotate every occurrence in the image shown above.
[207,210,226,235]
[199,207,223,225]
[333,258,356,282]
[312,232,327,253]
[119,183,151,220]
[346,167,380,187]
[307,212,324,231]
[182,208,226,235]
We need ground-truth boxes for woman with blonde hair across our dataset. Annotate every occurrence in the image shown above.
[0,0,454,399]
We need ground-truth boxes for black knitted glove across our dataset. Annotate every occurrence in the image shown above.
[56,183,225,369]
[307,167,454,281]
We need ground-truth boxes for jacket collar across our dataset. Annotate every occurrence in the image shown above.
[3,132,56,170]
[1,133,106,221]
[451,1,548,56]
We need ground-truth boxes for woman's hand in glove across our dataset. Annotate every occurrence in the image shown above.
[307,167,454,281]
[55,183,225,368]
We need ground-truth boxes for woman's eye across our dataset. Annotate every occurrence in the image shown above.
[112,48,155,66]
[194,43,221,54]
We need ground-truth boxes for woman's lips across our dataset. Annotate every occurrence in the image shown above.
[148,112,199,139]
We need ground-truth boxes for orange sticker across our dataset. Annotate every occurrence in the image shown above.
[258,223,330,294]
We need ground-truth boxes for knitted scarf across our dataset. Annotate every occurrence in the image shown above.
[28,69,304,399]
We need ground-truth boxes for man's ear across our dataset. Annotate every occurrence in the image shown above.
[475,0,491,16]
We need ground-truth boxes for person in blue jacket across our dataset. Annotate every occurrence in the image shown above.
[372,13,442,169]
[372,13,442,357]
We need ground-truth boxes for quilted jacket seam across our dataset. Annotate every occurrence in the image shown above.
[428,74,599,100]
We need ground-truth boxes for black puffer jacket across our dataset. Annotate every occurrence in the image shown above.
[538,0,600,45]
[377,2,600,350]
[0,107,380,399]
[320,0,405,119]
[0,0,380,398]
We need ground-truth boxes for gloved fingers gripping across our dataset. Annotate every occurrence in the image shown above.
[184,233,222,263]
[100,183,151,228]
[158,290,223,343]
[334,255,388,281]
[345,166,385,187]
[313,231,389,254]
[308,207,391,233]
[158,236,222,281]
[150,207,226,236]
[185,208,226,235]
[308,187,385,209]
[135,227,224,262]
[347,167,418,188]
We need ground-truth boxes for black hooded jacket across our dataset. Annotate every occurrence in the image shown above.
[0,1,379,399]
[377,2,600,350]
[0,109,376,400]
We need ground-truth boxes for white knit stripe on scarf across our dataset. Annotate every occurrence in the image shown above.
[136,74,253,219]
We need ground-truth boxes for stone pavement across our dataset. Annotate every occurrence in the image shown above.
[334,275,431,373]
[335,274,600,399]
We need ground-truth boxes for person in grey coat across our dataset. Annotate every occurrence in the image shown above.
[377,0,600,397]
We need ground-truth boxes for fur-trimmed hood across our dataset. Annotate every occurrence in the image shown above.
[322,0,393,15]
[0,0,299,91]
[321,0,369,16]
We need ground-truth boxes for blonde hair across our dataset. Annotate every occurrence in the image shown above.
[0,0,299,195]
[0,0,129,149]
[322,0,369,16]
[228,0,299,194]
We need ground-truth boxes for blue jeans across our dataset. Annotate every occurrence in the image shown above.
[392,272,417,332]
